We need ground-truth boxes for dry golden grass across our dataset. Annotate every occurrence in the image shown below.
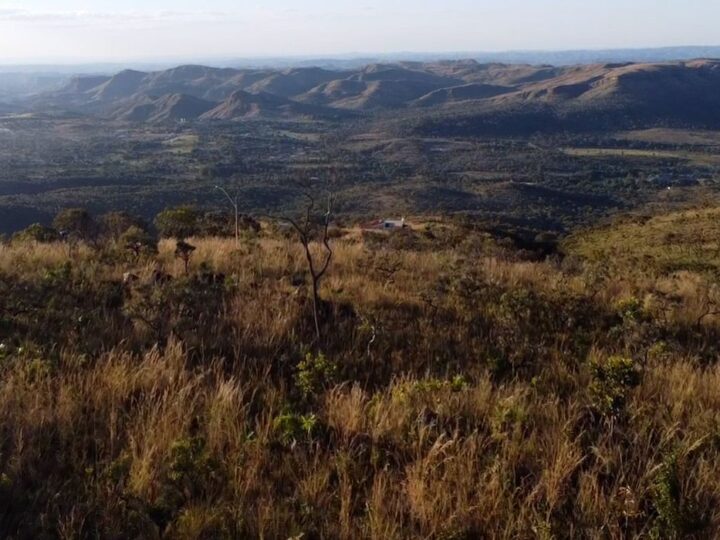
[1,215,720,537]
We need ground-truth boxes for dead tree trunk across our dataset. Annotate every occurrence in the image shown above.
[280,193,333,342]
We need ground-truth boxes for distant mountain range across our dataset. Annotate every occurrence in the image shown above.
[3,45,720,72]
[10,57,720,133]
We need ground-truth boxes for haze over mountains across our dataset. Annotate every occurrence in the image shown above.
[12,57,720,134]
[3,45,720,73]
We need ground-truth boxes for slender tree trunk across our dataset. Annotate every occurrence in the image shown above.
[311,276,321,341]
[279,190,333,343]
[234,206,239,246]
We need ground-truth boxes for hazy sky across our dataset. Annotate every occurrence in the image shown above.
[1,0,719,62]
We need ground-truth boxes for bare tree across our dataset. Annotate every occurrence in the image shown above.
[214,185,240,246]
[279,191,334,342]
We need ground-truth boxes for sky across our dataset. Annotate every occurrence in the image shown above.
[1,0,719,63]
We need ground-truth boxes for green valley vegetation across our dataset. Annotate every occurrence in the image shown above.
[2,61,720,237]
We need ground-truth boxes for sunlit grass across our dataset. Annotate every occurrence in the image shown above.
[1,210,720,537]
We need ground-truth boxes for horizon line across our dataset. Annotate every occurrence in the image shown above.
[2,44,720,67]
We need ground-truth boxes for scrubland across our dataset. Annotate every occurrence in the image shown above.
[1,210,720,539]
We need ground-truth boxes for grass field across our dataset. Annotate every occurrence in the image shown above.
[617,129,720,147]
[2,204,720,537]
[564,204,720,277]
[163,134,200,154]
[562,147,720,166]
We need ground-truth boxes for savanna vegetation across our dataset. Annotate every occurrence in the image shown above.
[1,110,718,238]
[2,197,720,538]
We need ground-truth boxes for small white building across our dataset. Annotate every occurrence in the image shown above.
[362,218,408,230]
[382,218,406,229]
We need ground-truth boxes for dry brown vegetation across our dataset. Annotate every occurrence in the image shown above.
[1,213,720,538]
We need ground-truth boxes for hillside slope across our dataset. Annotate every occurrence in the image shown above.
[3,205,720,537]
[416,60,720,135]
[200,90,349,120]
[114,93,217,122]
[22,59,720,131]
[564,201,720,276]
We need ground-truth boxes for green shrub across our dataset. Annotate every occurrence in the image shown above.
[42,261,73,285]
[616,296,645,323]
[589,355,640,416]
[53,208,99,241]
[450,374,470,392]
[273,412,319,445]
[652,452,709,537]
[120,225,158,256]
[390,376,471,418]
[167,437,221,490]
[100,211,148,241]
[296,352,337,399]
[12,223,59,243]
[647,341,671,362]
[150,437,224,529]
[155,206,200,239]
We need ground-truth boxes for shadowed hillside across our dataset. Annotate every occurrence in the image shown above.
[1,201,720,537]
[21,59,720,131]
[416,60,720,135]
[200,89,351,120]
[115,93,216,122]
